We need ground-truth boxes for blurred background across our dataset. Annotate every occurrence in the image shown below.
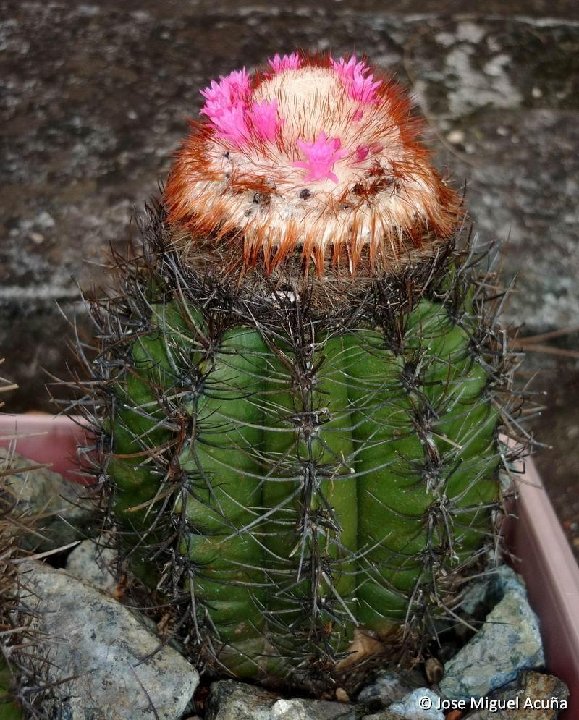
[1,0,578,555]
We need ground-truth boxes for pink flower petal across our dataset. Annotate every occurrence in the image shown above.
[331,54,381,104]
[268,52,301,72]
[293,131,347,182]
[355,145,369,162]
[248,100,281,141]
[210,104,249,146]
[200,68,250,107]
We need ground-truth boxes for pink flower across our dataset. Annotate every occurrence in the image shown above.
[354,142,383,163]
[200,69,251,145]
[355,145,369,162]
[294,132,347,183]
[268,52,301,73]
[201,68,250,108]
[208,104,249,145]
[331,55,381,104]
[248,100,281,141]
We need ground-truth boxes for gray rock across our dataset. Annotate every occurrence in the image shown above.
[357,668,423,708]
[0,448,96,552]
[271,698,355,720]
[65,538,118,594]
[388,688,444,719]
[16,560,198,720]
[464,671,569,719]
[440,572,544,699]
[459,565,527,616]
[206,680,354,720]
[206,681,278,720]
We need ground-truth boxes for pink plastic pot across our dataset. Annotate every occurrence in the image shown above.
[1,413,578,717]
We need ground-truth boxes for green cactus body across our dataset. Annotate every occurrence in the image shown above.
[107,285,500,682]
[0,662,21,720]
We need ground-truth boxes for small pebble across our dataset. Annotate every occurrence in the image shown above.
[446,130,464,145]
[464,670,568,719]
[425,658,443,684]
[388,688,444,720]
[357,668,421,708]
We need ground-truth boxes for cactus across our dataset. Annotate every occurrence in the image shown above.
[81,53,520,692]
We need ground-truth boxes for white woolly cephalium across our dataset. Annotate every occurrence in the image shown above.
[164,52,461,275]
